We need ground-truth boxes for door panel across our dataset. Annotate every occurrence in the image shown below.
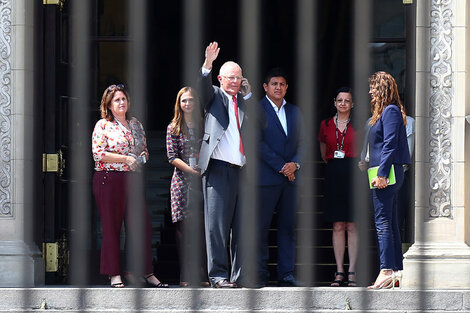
[42,2,71,284]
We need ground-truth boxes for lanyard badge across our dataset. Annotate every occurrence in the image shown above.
[334,115,349,159]
[334,150,345,159]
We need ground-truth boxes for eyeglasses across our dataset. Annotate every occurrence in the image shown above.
[335,98,351,104]
[222,76,243,82]
[106,84,125,93]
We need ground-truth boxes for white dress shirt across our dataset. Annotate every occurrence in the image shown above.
[202,68,246,166]
[265,95,287,135]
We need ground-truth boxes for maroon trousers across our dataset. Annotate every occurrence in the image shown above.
[93,171,153,276]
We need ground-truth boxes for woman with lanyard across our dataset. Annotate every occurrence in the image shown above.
[92,84,167,288]
[318,87,359,287]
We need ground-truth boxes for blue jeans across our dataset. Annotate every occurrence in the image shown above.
[371,165,404,270]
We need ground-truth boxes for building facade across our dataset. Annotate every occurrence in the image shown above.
[0,0,468,288]
[403,0,470,289]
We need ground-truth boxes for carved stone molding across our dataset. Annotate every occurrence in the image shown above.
[0,0,11,218]
[429,0,453,218]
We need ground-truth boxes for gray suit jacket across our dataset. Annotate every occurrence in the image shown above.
[197,69,246,175]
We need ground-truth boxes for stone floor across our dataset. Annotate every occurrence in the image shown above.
[1,286,470,312]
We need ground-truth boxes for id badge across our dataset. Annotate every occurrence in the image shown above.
[334,150,345,159]
[189,157,197,168]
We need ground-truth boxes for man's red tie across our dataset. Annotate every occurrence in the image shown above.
[232,95,245,155]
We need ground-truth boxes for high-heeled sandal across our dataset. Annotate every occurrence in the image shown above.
[367,270,393,290]
[347,271,357,287]
[391,271,402,289]
[368,276,392,289]
[143,274,169,288]
[109,275,125,288]
[330,272,346,287]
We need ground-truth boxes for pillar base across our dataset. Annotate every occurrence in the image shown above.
[0,240,44,287]
[403,242,470,289]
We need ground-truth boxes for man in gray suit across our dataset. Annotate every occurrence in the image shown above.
[198,42,251,288]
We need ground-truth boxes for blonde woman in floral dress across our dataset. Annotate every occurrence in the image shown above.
[166,87,208,287]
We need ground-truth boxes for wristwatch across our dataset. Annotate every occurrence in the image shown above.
[295,162,300,171]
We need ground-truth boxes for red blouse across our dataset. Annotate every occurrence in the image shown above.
[317,117,357,161]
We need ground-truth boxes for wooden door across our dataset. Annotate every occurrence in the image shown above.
[41,1,72,284]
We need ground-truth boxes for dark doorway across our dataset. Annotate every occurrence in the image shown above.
[95,0,356,132]
[94,0,410,129]
[36,1,73,284]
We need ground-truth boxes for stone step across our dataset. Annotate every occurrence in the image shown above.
[1,287,469,312]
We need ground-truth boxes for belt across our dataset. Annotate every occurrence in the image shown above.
[210,159,242,169]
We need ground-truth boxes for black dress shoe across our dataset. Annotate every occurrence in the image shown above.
[278,274,299,287]
[214,279,238,288]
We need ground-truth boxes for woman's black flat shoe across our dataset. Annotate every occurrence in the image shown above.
[109,275,125,288]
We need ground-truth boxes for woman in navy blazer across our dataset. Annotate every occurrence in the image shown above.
[367,72,410,289]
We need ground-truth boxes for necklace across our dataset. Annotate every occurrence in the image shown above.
[115,116,129,129]
[335,114,350,124]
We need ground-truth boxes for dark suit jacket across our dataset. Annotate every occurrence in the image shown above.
[258,96,302,186]
[369,104,410,177]
[197,69,246,175]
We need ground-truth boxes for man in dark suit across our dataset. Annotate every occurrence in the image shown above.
[257,68,301,287]
[197,42,251,288]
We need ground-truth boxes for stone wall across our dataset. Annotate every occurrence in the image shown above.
[0,0,43,287]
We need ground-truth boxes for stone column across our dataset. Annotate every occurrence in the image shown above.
[0,0,43,287]
[403,0,470,289]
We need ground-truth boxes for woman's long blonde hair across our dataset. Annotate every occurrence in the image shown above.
[170,87,202,136]
[368,71,407,126]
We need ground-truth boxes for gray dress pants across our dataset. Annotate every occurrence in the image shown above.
[202,159,242,286]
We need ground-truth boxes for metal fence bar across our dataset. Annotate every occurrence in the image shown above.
[182,0,202,87]
[69,0,92,287]
[22,0,38,309]
[239,0,261,304]
[128,0,148,309]
[352,0,373,310]
[296,0,316,298]
[405,2,425,309]
[182,0,204,308]
[69,0,92,312]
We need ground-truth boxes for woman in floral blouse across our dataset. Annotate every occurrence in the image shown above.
[92,84,167,288]
[166,86,208,287]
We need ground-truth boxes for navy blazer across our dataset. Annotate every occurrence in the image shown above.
[197,69,246,175]
[258,96,302,186]
[368,104,411,177]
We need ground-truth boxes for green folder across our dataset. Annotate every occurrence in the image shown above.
[367,164,396,189]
